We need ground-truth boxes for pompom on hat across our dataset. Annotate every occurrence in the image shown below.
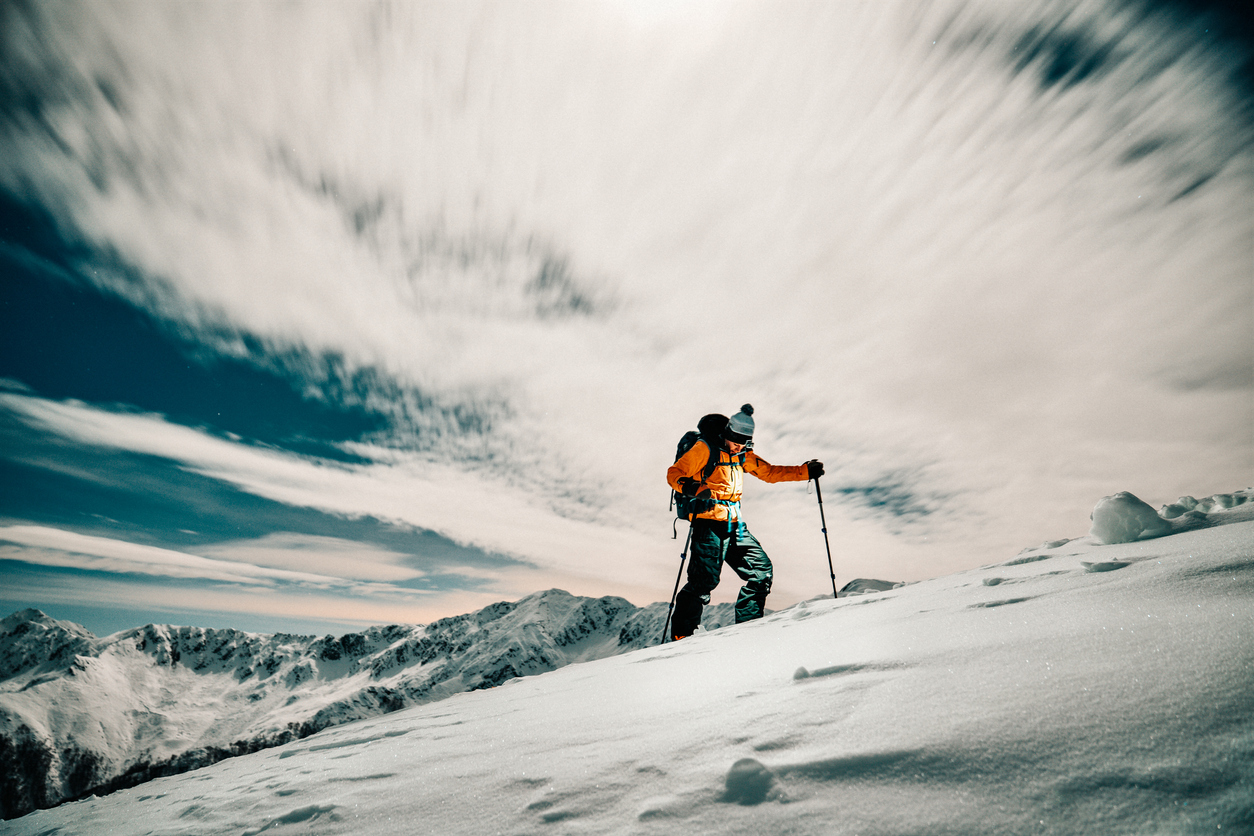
[723,404,755,444]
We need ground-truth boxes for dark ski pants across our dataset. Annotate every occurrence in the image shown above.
[671,519,773,638]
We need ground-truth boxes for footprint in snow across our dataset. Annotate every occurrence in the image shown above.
[968,597,1034,609]
[1082,560,1130,573]
[793,661,905,681]
[241,804,338,835]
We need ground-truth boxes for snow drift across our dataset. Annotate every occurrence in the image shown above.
[1087,489,1252,545]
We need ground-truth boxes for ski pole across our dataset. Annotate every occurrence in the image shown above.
[814,478,838,599]
[662,522,694,643]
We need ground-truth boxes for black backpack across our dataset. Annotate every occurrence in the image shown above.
[670,413,747,525]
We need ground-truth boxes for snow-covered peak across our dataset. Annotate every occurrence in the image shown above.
[0,608,96,680]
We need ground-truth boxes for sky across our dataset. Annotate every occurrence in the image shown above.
[0,0,1251,637]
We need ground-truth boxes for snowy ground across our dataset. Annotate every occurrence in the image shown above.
[9,505,1253,835]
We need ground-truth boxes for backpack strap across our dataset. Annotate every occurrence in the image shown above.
[699,438,721,482]
[700,442,745,480]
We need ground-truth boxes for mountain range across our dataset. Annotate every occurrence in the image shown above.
[0,590,737,819]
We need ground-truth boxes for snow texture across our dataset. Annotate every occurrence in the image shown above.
[4,489,1253,834]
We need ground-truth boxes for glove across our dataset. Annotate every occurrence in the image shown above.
[807,460,825,480]
[678,478,714,514]
[680,477,713,497]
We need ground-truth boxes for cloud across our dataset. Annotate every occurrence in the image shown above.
[0,523,535,629]
[0,392,664,598]
[197,533,423,583]
[0,525,358,587]
[0,563,506,632]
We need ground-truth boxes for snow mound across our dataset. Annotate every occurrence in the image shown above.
[1089,492,1172,544]
[721,758,777,805]
[1090,488,1253,545]
[1160,490,1253,518]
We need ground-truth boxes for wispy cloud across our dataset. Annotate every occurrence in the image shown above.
[0,562,501,633]
[197,533,424,584]
[0,525,361,587]
[0,392,663,597]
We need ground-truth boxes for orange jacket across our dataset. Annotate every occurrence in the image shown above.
[667,440,810,522]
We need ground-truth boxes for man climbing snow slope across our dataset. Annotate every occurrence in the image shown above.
[666,404,823,639]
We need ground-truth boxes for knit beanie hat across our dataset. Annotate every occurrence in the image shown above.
[723,404,755,443]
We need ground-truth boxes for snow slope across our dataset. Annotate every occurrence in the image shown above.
[0,591,736,818]
[7,492,1252,834]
